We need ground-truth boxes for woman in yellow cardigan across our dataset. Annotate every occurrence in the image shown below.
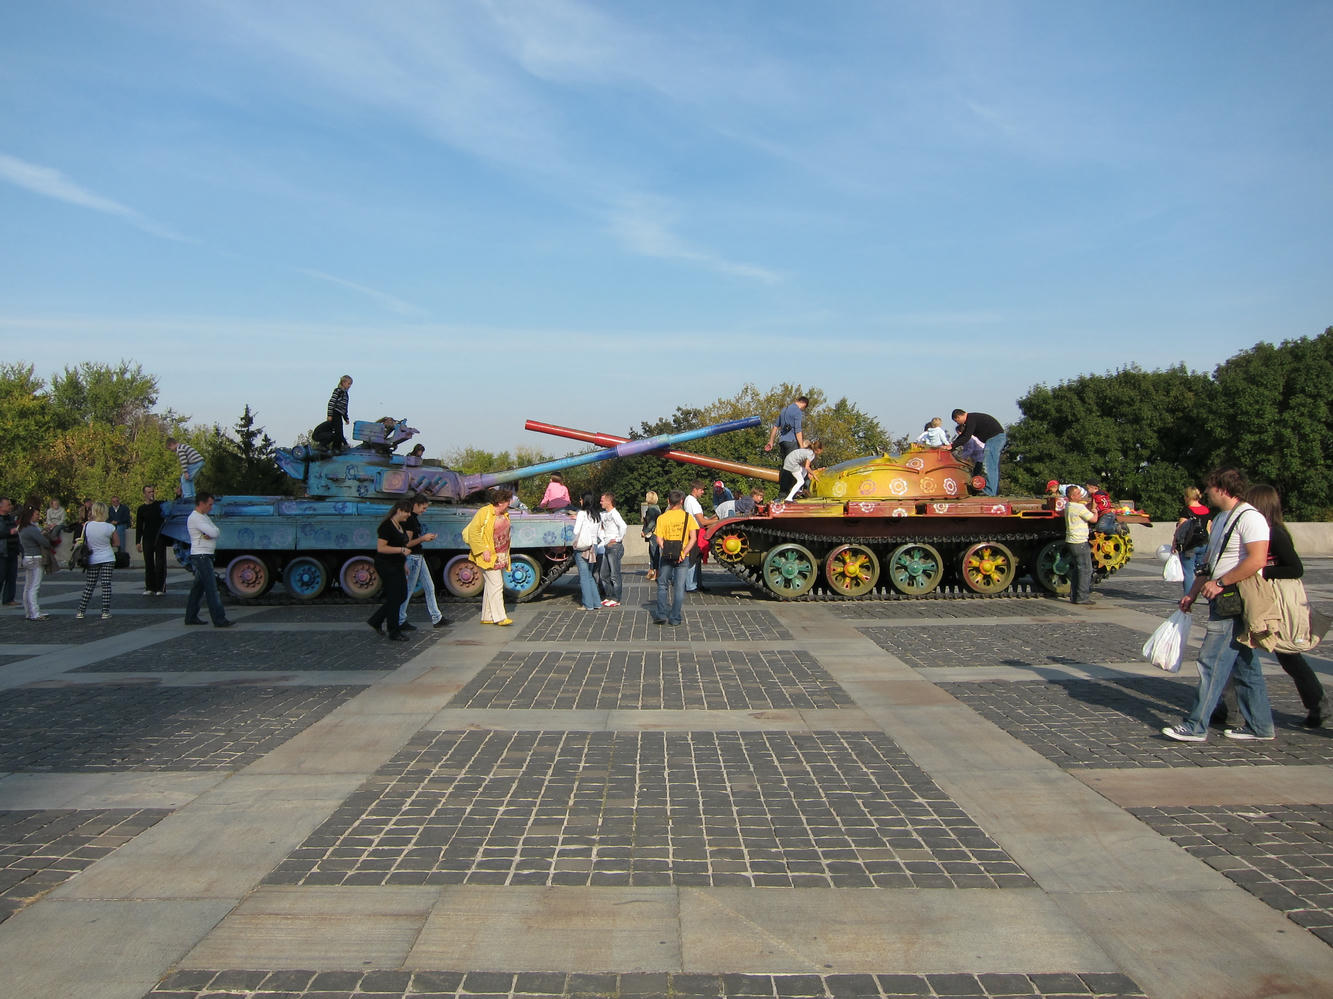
[464,487,514,626]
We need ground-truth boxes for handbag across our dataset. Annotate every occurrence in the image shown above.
[1206,508,1259,618]
[67,531,90,571]
[114,550,130,569]
[659,511,686,563]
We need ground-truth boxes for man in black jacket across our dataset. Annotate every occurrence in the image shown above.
[951,409,1006,496]
[135,485,168,595]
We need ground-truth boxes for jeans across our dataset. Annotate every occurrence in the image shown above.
[1178,606,1273,737]
[114,525,129,556]
[982,433,1006,496]
[655,557,688,625]
[1180,547,1208,596]
[598,541,624,602]
[1067,540,1093,603]
[574,551,600,609]
[777,439,798,496]
[647,536,660,574]
[399,553,442,625]
[685,547,703,592]
[180,460,205,499]
[22,555,43,618]
[186,554,228,624]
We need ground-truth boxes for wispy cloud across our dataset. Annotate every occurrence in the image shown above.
[606,195,780,284]
[295,268,424,317]
[0,151,186,241]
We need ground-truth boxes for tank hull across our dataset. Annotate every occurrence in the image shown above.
[704,496,1141,600]
[161,497,575,603]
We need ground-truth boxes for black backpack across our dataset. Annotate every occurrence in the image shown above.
[1173,511,1209,551]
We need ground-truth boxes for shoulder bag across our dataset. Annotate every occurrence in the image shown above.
[1208,508,1259,618]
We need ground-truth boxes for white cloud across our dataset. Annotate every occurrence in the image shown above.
[296,268,424,317]
[606,195,780,284]
[0,152,186,241]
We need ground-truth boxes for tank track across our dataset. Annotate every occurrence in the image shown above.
[220,554,575,606]
[711,525,1124,602]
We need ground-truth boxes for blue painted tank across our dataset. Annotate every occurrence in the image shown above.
[160,416,759,602]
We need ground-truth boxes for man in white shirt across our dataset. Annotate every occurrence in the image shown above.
[1063,486,1097,605]
[184,492,233,628]
[1163,467,1271,743]
[596,492,628,606]
[682,481,715,593]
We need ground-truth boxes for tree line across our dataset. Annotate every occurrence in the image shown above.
[5,328,1328,522]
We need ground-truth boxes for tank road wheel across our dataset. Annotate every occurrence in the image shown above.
[442,554,485,598]
[1034,540,1072,597]
[960,542,1018,594]
[886,542,944,597]
[503,554,543,601]
[762,543,819,599]
[712,529,750,564]
[824,544,880,598]
[282,556,329,601]
[1089,532,1130,573]
[339,555,382,600]
[224,555,271,599]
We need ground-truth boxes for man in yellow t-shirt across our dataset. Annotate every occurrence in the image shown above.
[652,489,697,627]
[1064,485,1097,605]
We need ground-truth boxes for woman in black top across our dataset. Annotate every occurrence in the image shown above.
[368,499,415,641]
[1247,484,1326,727]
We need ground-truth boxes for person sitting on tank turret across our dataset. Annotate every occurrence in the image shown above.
[537,473,571,512]
[915,418,950,448]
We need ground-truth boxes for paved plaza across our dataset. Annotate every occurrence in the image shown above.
[2,555,1332,998]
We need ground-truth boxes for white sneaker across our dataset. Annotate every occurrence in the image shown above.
[101,612,112,620]
[143,590,153,596]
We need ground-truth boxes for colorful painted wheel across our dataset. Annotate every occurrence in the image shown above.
[886,542,944,596]
[1034,540,1072,596]
[960,541,1017,594]
[761,543,818,599]
[712,529,750,564]
[442,554,485,598]
[824,544,880,597]
[224,554,271,599]
[503,554,543,600]
[1089,532,1129,573]
[338,555,381,600]
[282,556,328,601]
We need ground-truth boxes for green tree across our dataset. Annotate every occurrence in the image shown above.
[199,405,298,496]
[0,364,60,504]
[1205,328,1333,520]
[1004,365,1217,519]
[48,361,161,432]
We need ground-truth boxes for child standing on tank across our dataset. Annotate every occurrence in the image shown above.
[782,440,823,502]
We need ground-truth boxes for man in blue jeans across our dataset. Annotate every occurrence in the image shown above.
[400,495,448,630]
[184,492,233,628]
[652,490,697,627]
[1163,467,1272,743]
[950,409,1006,496]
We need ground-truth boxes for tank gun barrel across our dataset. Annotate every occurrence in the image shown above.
[523,420,780,483]
[464,416,762,494]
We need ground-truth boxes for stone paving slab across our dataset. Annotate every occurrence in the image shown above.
[1130,803,1333,946]
[863,623,1150,670]
[0,613,167,644]
[145,969,1149,997]
[941,676,1333,769]
[262,730,1030,890]
[0,684,361,771]
[447,649,853,711]
[830,600,1076,620]
[72,628,442,673]
[518,609,791,644]
[0,807,169,922]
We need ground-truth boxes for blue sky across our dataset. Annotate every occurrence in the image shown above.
[2,1,1330,456]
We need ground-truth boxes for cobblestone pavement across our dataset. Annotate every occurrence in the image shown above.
[2,558,1330,997]
[449,650,853,711]
[1131,804,1333,946]
[0,684,360,771]
[264,730,1029,890]
[146,969,1149,998]
[863,623,1150,670]
[942,675,1333,769]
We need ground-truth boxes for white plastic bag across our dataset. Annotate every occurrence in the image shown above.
[1162,553,1184,583]
[1156,543,1174,563]
[1142,610,1192,673]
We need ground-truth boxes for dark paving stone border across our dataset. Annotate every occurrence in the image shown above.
[146,969,1149,998]
[864,623,1150,670]
[831,600,1075,620]
[0,684,361,772]
[518,609,791,644]
[448,649,853,711]
[73,628,440,673]
[0,808,170,923]
[0,612,168,645]
[942,676,1333,769]
[1131,803,1333,947]
[264,730,1031,890]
